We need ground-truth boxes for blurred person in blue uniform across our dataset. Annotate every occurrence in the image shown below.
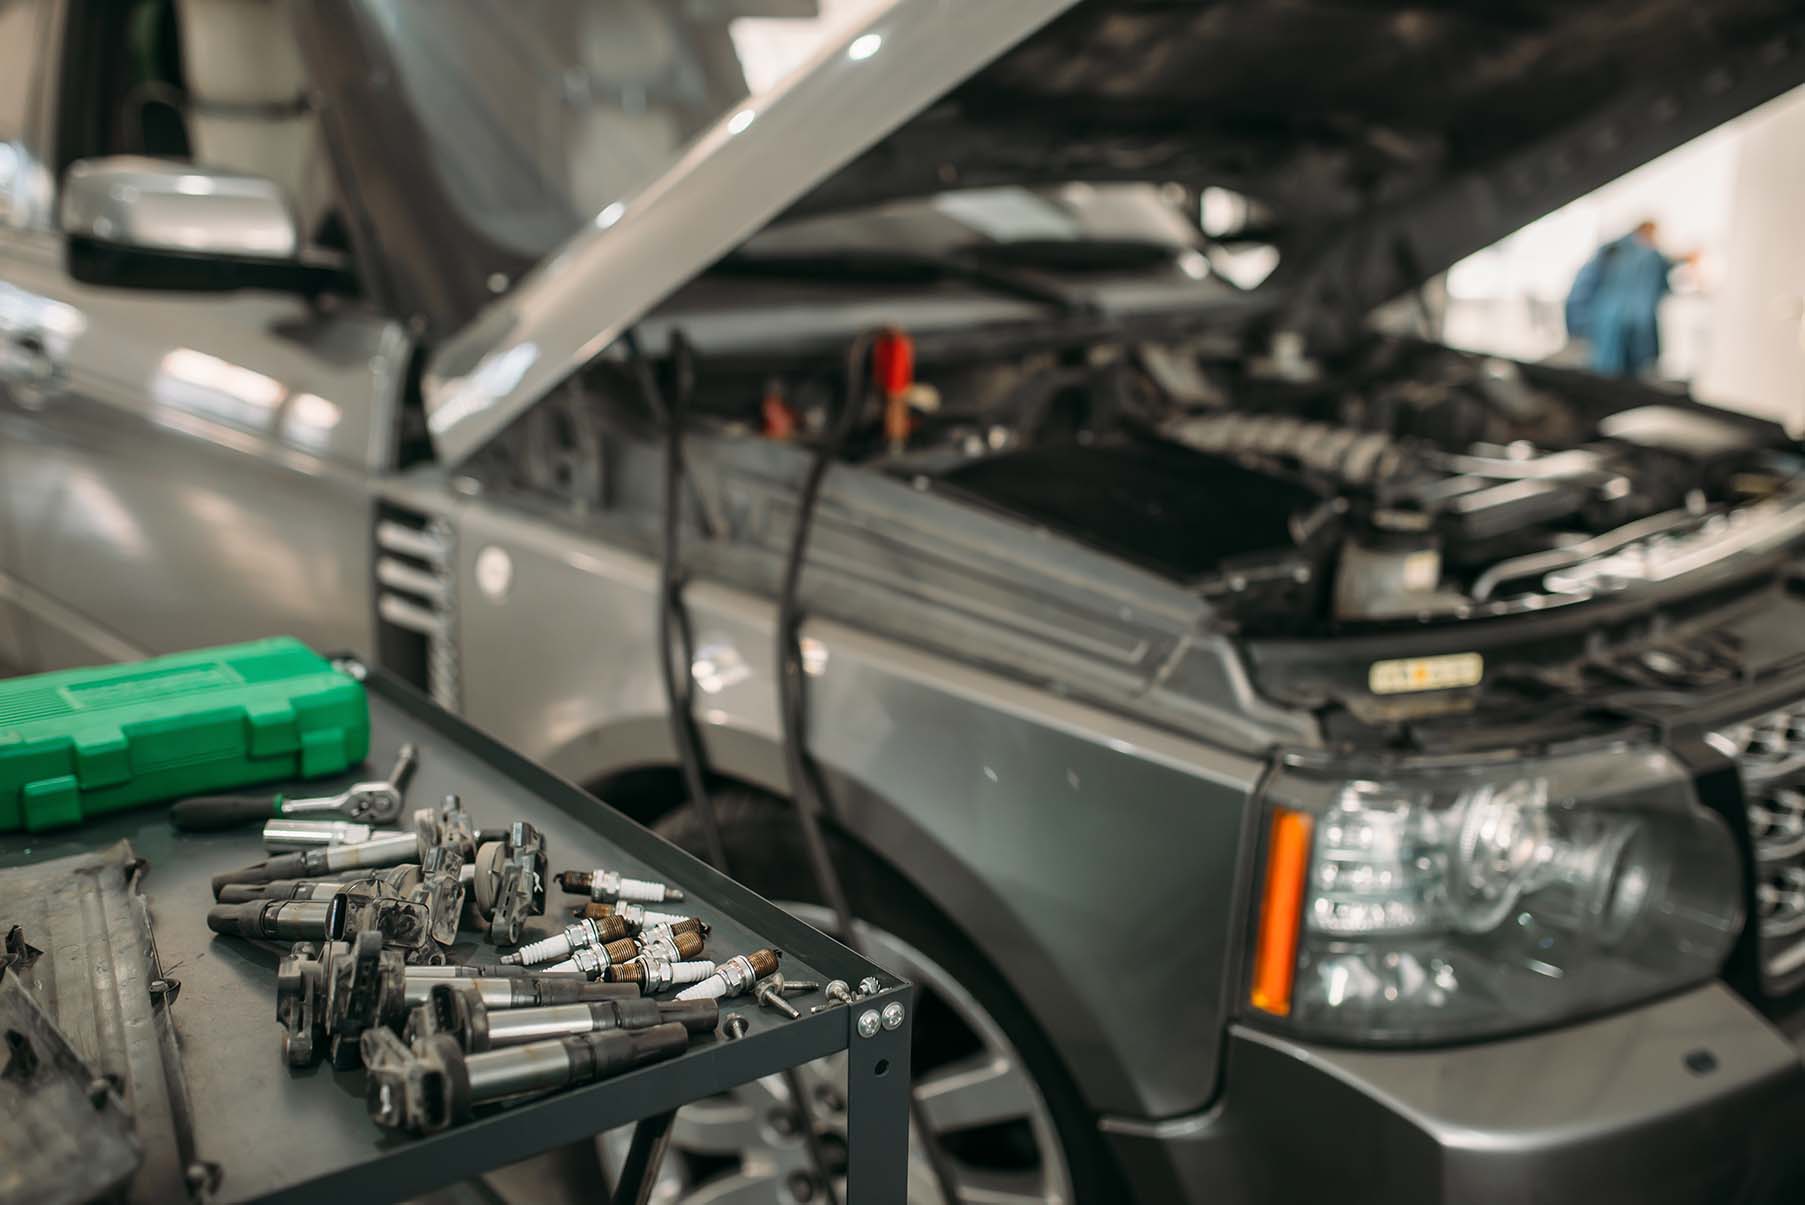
[1564,220,1690,378]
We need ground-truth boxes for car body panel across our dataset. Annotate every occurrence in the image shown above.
[1104,985,1805,1203]
[0,222,408,667]
[439,481,1266,1117]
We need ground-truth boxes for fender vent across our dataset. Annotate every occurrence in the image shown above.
[373,504,459,712]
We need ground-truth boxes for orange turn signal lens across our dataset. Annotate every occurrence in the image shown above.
[1250,807,1314,1016]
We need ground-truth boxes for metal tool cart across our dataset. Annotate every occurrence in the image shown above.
[0,664,913,1205]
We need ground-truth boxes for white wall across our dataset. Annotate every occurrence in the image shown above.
[1694,91,1805,430]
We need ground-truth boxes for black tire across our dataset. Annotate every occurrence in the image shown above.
[656,788,1129,1203]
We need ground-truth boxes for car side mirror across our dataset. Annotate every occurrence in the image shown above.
[59,156,352,295]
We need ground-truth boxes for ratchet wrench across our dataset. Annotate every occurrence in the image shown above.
[170,744,418,831]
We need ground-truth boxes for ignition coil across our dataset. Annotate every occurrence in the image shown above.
[413,843,467,950]
[217,864,423,904]
[402,981,718,1052]
[212,830,424,898]
[675,949,781,1002]
[209,897,340,943]
[277,934,633,1068]
[401,972,636,1010]
[554,866,685,905]
[362,1022,690,1134]
[469,822,548,944]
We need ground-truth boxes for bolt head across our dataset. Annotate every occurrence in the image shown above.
[880,1001,905,1031]
[856,1009,882,1039]
[857,976,881,997]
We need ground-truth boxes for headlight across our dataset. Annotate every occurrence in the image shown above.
[1246,744,1743,1044]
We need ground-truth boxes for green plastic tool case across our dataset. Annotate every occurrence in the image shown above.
[0,638,370,832]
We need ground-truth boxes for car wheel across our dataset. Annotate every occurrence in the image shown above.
[646,790,1121,1204]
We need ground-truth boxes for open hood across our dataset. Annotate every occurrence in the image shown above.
[423,0,1805,464]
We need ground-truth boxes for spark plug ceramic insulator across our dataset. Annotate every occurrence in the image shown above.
[403,981,719,1052]
[363,1021,691,1134]
[675,948,781,1002]
[499,916,629,967]
[603,956,718,993]
[554,867,685,905]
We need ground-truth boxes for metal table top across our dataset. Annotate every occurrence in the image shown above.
[0,665,912,1204]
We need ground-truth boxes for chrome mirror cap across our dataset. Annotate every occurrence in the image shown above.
[60,156,299,260]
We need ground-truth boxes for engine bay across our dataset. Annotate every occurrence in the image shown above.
[721,336,1805,637]
[490,332,1805,641]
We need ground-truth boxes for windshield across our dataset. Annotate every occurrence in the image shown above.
[364,0,884,260]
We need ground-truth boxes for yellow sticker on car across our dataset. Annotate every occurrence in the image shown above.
[1368,652,1483,695]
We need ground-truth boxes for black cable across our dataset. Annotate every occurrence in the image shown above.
[774,333,875,939]
[631,328,838,1200]
[627,327,731,875]
[773,332,964,1205]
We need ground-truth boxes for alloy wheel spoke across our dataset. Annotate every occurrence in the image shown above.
[947,1164,1065,1205]
[913,1053,1035,1133]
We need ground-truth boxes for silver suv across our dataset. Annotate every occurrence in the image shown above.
[4,2,1805,1202]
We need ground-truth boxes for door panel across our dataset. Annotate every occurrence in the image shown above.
[0,226,408,667]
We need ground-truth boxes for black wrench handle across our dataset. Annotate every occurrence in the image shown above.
[170,794,280,831]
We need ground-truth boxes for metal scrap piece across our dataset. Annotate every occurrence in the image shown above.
[0,840,207,1201]
[0,972,141,1205]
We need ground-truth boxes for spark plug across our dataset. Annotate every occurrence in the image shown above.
[403,981,719,1052]
[569,900,692,931]
[554,867,685,905]
[675,949,781,1002]
[503,916,703,968]
[602,956,718,993]
[499,916,631,967]
[541,927,706,977]
[639,926,706,965]
[363,1022,690,1134]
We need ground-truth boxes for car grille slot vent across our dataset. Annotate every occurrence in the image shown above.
[1715,701,1805,991]
[373,506,458,712]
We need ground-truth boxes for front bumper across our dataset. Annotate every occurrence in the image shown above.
[1103,984,1805,1204]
